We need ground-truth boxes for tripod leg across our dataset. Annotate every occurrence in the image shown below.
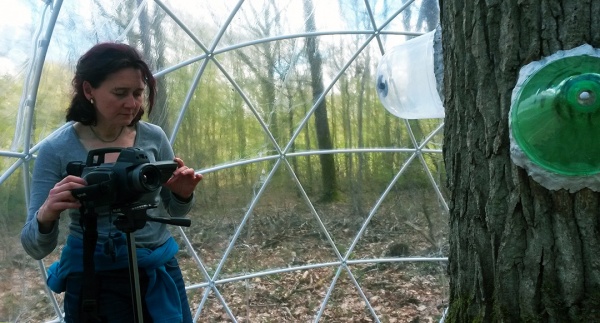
[125,231,144,323]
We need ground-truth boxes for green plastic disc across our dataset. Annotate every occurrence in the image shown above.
[511,55,600,176]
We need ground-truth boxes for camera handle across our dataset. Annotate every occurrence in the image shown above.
[112,204,191,323]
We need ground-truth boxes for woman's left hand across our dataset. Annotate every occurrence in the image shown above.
[164,157,203,200]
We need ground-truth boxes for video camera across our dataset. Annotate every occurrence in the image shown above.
[67,147,177,208]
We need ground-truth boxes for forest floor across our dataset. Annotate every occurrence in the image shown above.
[0,194,449,322]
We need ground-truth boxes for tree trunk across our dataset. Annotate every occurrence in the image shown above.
[303,0,338,202]
[136,1,169,131]
[441,1,600,322]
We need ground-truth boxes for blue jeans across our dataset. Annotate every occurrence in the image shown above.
[63,257,192,323]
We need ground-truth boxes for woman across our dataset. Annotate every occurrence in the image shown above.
[21,42,202,322]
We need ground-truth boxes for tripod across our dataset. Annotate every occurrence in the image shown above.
[79,203,191,323]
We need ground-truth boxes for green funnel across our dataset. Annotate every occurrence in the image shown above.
[511,54,600,176]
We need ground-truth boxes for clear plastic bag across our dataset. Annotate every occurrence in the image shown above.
[376,30,444,119]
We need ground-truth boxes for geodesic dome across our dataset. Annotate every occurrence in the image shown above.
[0,0,447,322]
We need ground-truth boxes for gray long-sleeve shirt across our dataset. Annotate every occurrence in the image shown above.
[21,121,194,260]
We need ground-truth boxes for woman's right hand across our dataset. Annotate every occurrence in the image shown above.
[37,175,87,232]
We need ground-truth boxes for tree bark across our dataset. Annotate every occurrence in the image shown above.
[441,1,600,322]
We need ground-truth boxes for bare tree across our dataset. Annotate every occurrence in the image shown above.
[303,0,338,202]
[135,0,169,131]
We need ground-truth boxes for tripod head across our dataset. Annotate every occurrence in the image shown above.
[111,203,191,233]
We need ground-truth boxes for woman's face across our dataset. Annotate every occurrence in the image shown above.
[84,67,145,127]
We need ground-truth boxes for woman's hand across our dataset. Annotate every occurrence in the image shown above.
[37,175,87,232]
[164,157,203,200]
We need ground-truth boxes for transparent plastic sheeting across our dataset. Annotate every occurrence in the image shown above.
[376,29,444,119]
[0,0,449,322]
[510,44,600,192]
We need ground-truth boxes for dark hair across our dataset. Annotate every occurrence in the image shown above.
[65,42,157,125]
